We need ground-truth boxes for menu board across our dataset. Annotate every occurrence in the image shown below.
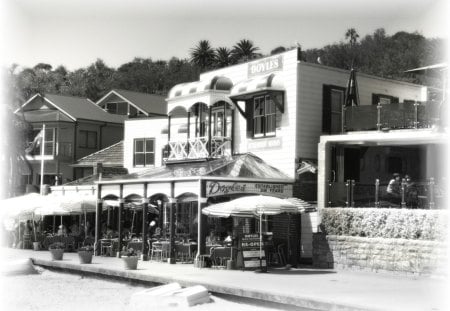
[240,233,267,270]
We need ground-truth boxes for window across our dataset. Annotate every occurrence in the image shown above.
[104,102,128,115]
[372,94,399,105]
[253,95,276,137]
[134,138,155,167]
[79,130,97,149]
[28,128,56,156]
[322,85,345,134]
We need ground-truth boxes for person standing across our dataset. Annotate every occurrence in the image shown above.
[386,173,401,205]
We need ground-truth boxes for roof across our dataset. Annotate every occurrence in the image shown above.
[98,89,167,116]
[73,141,123,167]
[111,153,291,181]
[62,168,128,186]
[17,93,127,124]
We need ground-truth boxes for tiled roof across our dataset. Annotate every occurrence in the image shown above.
[74,141,123,166]
[110,89,167,115]
[114,153,291,180]
[44,94,126,123]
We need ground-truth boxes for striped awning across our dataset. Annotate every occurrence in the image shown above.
[167,76,233,100]
[284,198,317,213]
[230,73,284,100]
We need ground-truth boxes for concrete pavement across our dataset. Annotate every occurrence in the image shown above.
[1,248,448,311]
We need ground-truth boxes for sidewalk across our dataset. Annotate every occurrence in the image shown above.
[1,248,448,311]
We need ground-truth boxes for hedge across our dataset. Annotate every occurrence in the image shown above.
[320,208,448,241]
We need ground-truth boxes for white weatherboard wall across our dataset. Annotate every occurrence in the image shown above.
[200,49,299,179]
[124,117,168,173]
[296,62,426,160]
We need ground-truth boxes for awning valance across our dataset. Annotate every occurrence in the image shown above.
[167,76,233,100]
[229,73,285,100]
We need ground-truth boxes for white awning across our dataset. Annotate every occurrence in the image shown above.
[230,73,285,100]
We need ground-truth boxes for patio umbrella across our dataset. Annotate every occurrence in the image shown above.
[202,195,299,270]
[345,68,360,107]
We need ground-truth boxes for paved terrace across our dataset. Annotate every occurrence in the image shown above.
[1,248,448,311]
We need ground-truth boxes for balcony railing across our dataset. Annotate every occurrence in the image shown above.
[327,178,445,209]
[165,136,231,162]
[344,101,440,132]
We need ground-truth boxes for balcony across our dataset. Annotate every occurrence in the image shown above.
[344,101,440,132]
[164,136,231,162]
[327,178,445,209]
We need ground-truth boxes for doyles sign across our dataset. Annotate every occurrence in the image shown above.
[206,181,292,197]
[248,55,283,77]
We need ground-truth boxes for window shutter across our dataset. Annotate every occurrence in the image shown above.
[322,85,331,133]
[372,94,380,105]
[245,100,254,138]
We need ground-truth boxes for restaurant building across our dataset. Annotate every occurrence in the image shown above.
[89,48,427,265]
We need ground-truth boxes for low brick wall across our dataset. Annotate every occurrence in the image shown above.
[313,233,447,276]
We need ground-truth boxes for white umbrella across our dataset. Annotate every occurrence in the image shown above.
[202,195,299,271]
[0,193,45,219]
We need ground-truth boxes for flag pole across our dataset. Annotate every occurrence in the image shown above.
[40,124,46,195]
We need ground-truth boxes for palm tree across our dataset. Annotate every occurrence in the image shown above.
[345,28,360,68]
[232,39,261,63]
[190,40,216,70]
[215,47,234,68]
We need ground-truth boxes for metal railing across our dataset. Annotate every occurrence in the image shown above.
[166,136,231,161]
[327,178,444,209]
[344,101,440,132]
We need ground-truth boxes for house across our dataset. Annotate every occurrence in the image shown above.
[95,89,166,117]
[15,93,127,189]
[317,74,447,211]
[90,48,427,263]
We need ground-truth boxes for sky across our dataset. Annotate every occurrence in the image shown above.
[1,0,449,70]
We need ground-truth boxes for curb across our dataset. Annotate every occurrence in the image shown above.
[32,257,382,311]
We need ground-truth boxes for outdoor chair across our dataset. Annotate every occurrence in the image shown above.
[210,247,233,269]
[22,233,32,249]
[100,240,113,256]
[149,243,164,261]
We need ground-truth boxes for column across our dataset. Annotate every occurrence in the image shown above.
[141,184,149,260]
[117,185,124,257]
[317,140,331,226]
[167,197,177,264]
[94,185,102,256]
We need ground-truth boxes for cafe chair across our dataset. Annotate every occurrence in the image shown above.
[210,247,232,269]
[150,243,163,261]
[22,233,32,249]
[100,240,113,256]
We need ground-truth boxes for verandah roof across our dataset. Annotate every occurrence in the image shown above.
[109,153,291,181]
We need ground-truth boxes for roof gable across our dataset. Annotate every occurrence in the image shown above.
[104,89,167,115]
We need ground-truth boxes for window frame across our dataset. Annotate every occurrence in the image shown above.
[78,130,98,149]
[133,138,155,167]
[252,95,277,138]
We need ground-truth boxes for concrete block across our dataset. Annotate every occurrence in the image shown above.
[168,285,211,307]
[129,282,182,309]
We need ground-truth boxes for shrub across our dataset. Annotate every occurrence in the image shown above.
[120,247,137,257]
[320,208,448,241]
[78,245,94,252]
[49,242,65,250]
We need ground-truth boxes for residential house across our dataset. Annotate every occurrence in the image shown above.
[16,93,126,189]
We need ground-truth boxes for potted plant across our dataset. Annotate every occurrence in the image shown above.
[49,242,65,260]
[121,247,139,270]
[78,245,94,264]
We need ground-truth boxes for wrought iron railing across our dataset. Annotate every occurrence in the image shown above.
[344,101,440,132]
[165,136,231,161]
[327,178,445,209]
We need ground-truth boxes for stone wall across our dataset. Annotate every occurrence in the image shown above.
[313,233,447,276]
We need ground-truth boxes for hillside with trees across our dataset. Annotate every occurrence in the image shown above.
[6,28,447,103]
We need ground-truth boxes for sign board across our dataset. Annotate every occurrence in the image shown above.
[206,181,292,197]
[247,137,282,151]
[240,233,266,270]
[248,55,283,78]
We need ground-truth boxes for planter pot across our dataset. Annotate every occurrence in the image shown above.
[122,256,138,270]
[78,251,93,264]
[49,248,64,261]
[33,242,40,251]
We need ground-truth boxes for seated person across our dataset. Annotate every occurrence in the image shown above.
[70,223,80,236]
[206,230,218,245]
[57,225,67,236]
[386,173,401,204]
[224,231,232,244]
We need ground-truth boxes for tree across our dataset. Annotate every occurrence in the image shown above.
[85,59,114,100]
[232,39,261,63]
[345,28,360,68]
[270,46,287,55]
[190,40,216,71]
[215,47,234,68]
